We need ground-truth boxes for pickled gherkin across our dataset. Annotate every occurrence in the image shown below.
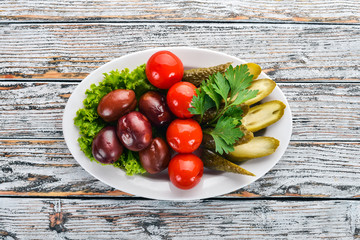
[243,63,262,80]
[242,100,286,133]
[193,104,249,124]
[202,148,255,176]
[201,125,254,151]
[201,132,215,151]
[235,125,254,145]
[227,137,280,162]
[183,62,232,87]
[244,79,276,106]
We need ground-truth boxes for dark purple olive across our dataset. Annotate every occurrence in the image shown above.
[139,137,171,174]
[139,91,172,127]
[92,126,123,164]
[117,111,152,151]
[97,89,136,122]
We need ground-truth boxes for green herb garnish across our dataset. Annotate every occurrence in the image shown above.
[113,150,146,176]
[189,65,258,154]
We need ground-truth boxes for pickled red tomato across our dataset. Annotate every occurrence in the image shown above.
[145,51,184,89]
[168,153,203,190]
[166,119,203,153]
[166,82,197,119]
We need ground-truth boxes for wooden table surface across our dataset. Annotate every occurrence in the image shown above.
[1,1,360,239]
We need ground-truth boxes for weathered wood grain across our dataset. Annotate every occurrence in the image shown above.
[0,2,358,236]
[1,140,360,198]
[0,198,359,239]
[0,83,72,139]
[0,23,359,82]
[0,82,359,141]
[0,0,359,23]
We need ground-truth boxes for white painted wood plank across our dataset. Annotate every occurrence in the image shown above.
[0,140,359,198]
[0,0,359,23]
[0,82,358,141]
[0,198,359,239]
[0,23,359,82]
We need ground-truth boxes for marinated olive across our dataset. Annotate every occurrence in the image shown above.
[92,126,123,164]
[117,111,152,151]
[139,137,171,174]
[139,91,172,127]
[97,89,136,122]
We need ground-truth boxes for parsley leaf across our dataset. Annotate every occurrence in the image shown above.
[211,135,235,155]
[208,116,244,155]
[232,89,258,106]
[189,89,215,121]
[223,105,244,126]
[226,65,251,100]
[188,89,205,116]
[201,76,222,111]
[188,63,259,154]
[189,78,220,122]
[203,95,216,113]
[223,105,244,119]
[212,72,230,105]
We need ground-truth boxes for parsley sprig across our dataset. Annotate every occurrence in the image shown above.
[189,65,258,154]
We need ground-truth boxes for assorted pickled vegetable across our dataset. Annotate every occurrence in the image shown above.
[242,100,286,133]
[74,50,286,190]
[183,62,232,87]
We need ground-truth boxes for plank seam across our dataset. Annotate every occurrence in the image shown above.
[0,20,360,26]
[0,195,359,201]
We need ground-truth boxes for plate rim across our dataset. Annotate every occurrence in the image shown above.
[62,46,292,200]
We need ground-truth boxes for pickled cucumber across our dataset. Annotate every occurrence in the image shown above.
[227,137,280,162]
[242,100,286,132]
[183,62,232,86]
[236,125,254,145]
[202,148,255,176]
[201,125,254,151]
[201,133,215,150]
[243,63,262,80]
[244,79,276,106]
[194,103,249,124]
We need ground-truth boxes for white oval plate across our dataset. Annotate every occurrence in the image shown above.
[63,47,292,200]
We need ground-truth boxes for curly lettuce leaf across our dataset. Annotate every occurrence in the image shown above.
[74,64,154,175]
[113,150,146,176]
